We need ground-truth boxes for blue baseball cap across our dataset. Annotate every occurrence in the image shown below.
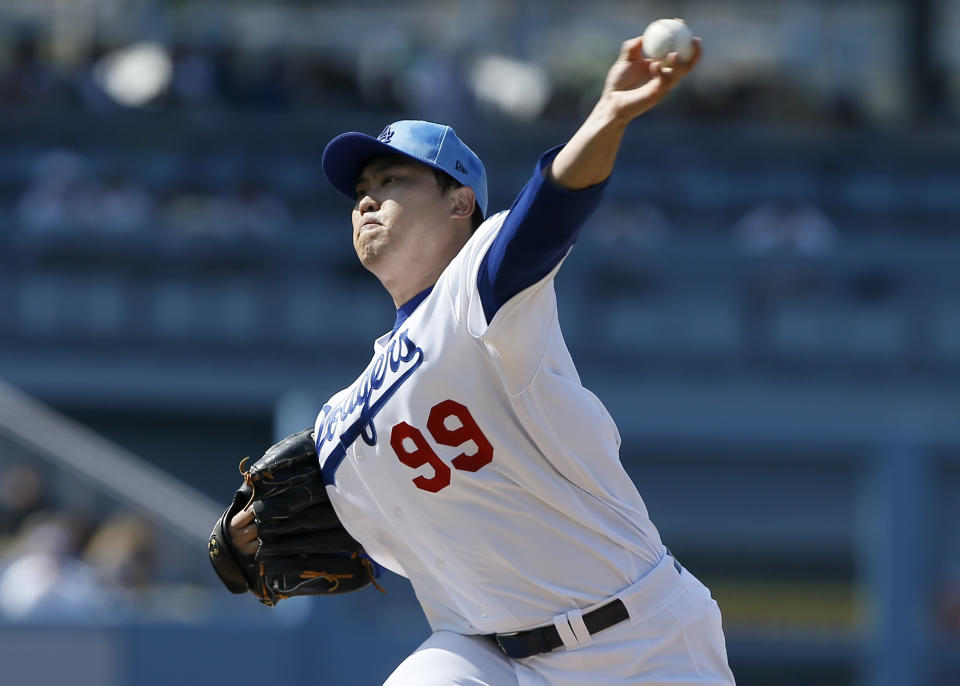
[322,120,488,218]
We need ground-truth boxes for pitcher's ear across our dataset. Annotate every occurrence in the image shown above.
[448,186,476,219]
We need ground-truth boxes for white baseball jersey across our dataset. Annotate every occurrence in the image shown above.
[313,210,665,635]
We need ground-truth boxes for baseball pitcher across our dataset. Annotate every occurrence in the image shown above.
[210,31,735,685]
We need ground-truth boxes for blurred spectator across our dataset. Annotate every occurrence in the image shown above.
[356,27,411,110]
[940,580,960,636]
[83,513,157,597]
[0,30,61,106]
[0,464,49,539]
[0,499,163,621]
[16,149,90,232]
[74,42,120,114]
[591,201,672,249]
[0,462,187,623]
[16,150,155,233]
[75,168,155,233]
[936,570,960,638]
[733,201,838,357]
[161,179,226,236]
[170,43,219,107]
[0,511,113,621]
[226,50,290,109]
[218,178,292,236]
[393,37,471,122]
[733,201,837,256]
[162,177,290,237]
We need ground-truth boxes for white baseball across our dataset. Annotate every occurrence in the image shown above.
[641,18,695,63]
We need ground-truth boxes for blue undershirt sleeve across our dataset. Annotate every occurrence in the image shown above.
[477,145,610,323]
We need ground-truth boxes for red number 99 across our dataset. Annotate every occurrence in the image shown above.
[389,400,493,493]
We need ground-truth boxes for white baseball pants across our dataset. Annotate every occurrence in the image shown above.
[383,554,735,686]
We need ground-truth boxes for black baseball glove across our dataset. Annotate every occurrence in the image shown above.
[208,427,381,606]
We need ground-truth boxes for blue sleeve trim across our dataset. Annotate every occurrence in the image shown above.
[477,145,608,324]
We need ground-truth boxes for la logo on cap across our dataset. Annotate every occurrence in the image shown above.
[455,160,467,174]
[378,126,394,143]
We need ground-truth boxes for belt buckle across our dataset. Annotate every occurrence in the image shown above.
[494,631,518,656]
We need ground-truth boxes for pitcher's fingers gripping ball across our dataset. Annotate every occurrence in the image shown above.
[208,428,382,605]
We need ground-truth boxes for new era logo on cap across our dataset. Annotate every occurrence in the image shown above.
[321,120,489,218]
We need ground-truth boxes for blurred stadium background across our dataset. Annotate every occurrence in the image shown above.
[0,0,958,684]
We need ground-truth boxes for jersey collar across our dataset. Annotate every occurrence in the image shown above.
[392,286,433,335]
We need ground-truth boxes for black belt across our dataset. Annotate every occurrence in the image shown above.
[488,553,683,660]
[489,598,629,659]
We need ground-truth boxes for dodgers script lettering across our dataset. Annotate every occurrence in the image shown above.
[317,331,424,484]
